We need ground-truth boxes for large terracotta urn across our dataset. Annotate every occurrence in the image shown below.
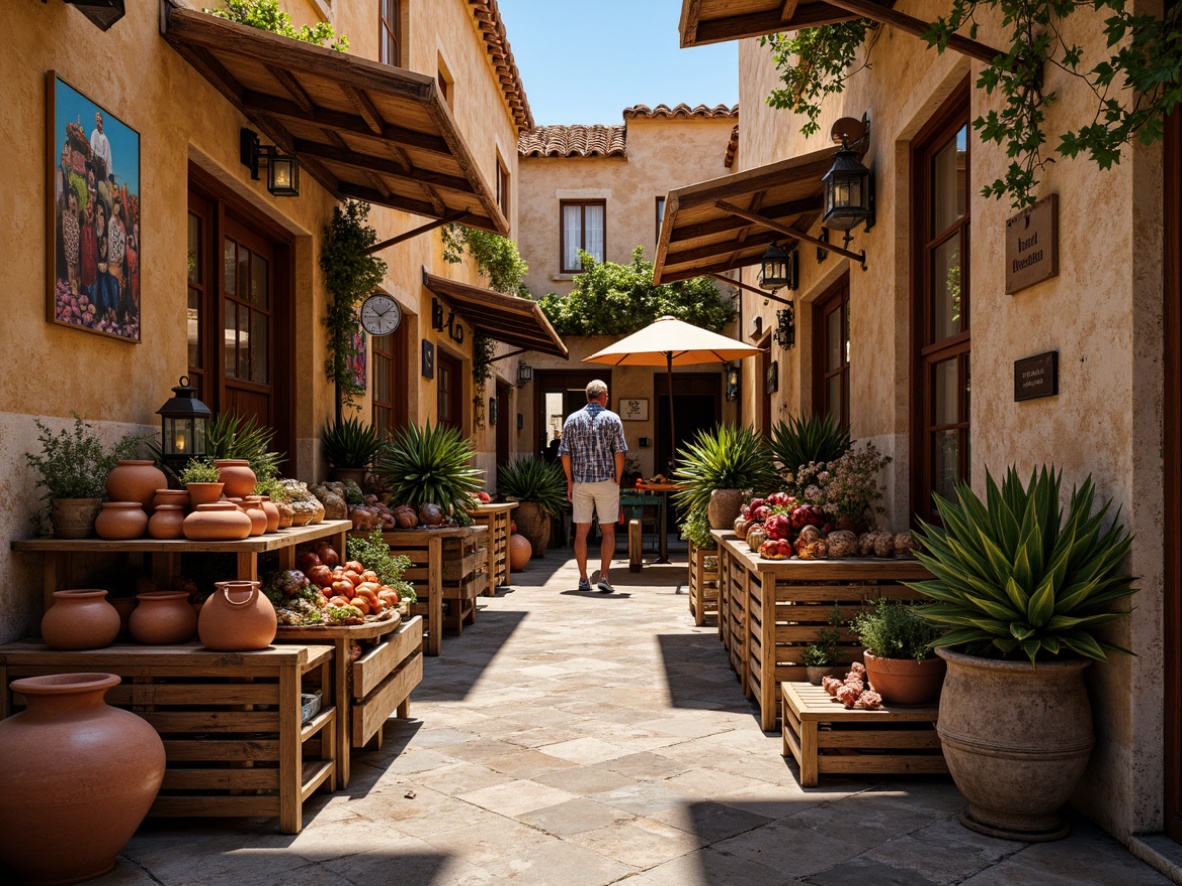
[214,459,256,498]
[183,502,253,541]
[94,501,149,540]
[50,498,101,539]
[199,581,276,651]
[513,502,551,558]
[0,672,165,885]
[707,488,745,530]
[934,647,1094,842]
[41,589,121,650]
[105,460,166,510]
[863,651,946,706]
[508,533,532,571]
[129,591,197,644]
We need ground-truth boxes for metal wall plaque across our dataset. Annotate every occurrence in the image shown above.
[1014,351,1058,401]
[1006,195,1058,294]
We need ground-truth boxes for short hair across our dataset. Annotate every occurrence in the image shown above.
[586,379,608,401]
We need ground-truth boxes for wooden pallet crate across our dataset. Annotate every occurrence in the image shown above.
[467,503,516,596]
[688,542,720,626]
[781,681,948,786]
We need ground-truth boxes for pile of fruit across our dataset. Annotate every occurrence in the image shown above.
[733,493,916,562]
[266,543,404,626]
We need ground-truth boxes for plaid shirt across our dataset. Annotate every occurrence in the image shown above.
[558,403,628,483]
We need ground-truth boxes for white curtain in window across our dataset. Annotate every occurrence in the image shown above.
[584,204,604,262]
[562,204,582,270]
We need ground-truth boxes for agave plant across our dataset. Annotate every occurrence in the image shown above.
[672,423,779,516]
[497,458,569,518]
[377,422,483,513]
[908,466,1136,664]
[321,416,382,469]
[770,413,851,481]
[206,412,285,481]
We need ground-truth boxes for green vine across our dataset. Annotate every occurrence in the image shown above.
[207,0,349,50]
[441,225,530,297]
[321,201,386,408]
[472,332,496,398]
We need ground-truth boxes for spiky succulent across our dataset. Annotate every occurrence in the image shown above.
[770,413,851,481]
[672,423,779,516]
[908,466,1136,664]
[496,458,569,518]
[321,416,382,469]
[377,422,483,513]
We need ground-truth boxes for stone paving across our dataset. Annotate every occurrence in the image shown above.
[102,551,1171,885]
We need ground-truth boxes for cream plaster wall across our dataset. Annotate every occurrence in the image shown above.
[734,2,1166,839]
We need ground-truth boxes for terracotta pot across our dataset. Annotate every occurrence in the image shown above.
[50,497,101,539]
[147,503,186,540]
[862,651,946,705]
[707,488,744,530]
[328,467,367,486]
[276,501,294,528]
[105,460,166,510]
[129,591,198,644]
[110,595,136,640]
[199,581,277,651]
[185,481,224,506]
[514,502,551,558]
[151,488,190,511]
[95,501,149,540]
[508,533,532,571]
[182,502,253,541]
[241,496,269,536]
[41,589,121,650]
[214,459,256,498]
[935,647,1094,842]
[0,672,165,885]
[259,496,281,532]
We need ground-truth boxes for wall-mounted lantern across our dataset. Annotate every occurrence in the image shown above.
[725,363,740,401]
[517,362,533,386]
[774,306,795,349]
[240,128,300,197]
[822,116,875,249]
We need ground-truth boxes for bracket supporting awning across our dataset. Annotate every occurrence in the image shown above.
[364,212,465,255]
[823,0,1005,65]
[714,200,867,269]
[707,272,794,306]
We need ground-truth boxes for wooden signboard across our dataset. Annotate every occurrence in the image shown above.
[1006,195,1059,294]
[1014,351,1058,401]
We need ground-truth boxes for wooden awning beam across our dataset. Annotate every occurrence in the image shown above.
[823,0,1005,65]
[707,272,794,306]
[365,212,466,255]
[714,200,867,268]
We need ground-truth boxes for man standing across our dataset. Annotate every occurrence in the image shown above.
[90,111,113,181]
[559,380,627,593]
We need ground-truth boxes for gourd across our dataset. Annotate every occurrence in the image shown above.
[733,515,750,540]
[745,523,767,552]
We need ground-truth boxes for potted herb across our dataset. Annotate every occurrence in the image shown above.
[178,457,224,507]
[376,422,483,523]
[801,604,846,684]
[908,466,1136,842]
[673,424,779,530]
[321,416,382,485]
[496,457,569,557]
[850,598,944,704]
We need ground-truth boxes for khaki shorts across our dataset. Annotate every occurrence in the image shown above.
[571,480,620,526]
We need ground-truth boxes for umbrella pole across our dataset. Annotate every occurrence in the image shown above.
[666,351,675,472]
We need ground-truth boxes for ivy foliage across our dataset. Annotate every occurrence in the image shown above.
[320,201,386,405]
[537,247,735,336]
[207,0,349,51]
[441,225,530,297]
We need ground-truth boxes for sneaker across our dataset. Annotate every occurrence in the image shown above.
[597,577,614,594]
[577,577,591,592]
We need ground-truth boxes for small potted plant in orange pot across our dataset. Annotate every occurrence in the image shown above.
[851,598,945,706]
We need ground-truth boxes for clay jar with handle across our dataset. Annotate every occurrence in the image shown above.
[0,673,166,886]
[105,460,167,511]
[41,589,121,650]
[95,501,149,540]
[129,591,197,644]
[148,503,186,539]
[183,501,253,541]
[241,496,269,536]
[214,459,257,498]
[199,580,277,651]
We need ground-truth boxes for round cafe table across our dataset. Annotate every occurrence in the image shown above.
[633,481,684,564]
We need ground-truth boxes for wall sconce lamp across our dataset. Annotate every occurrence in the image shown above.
[725,362,741,401]
[63,0,126,30]
[517,362,533,386]
[774,305,796,349]
[156,375,212,472]
[758,243,799,295]
[822,116,875,251]
[240,128,300,197]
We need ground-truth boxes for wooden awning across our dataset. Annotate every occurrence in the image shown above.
[161,3,507,233]
[421,271,569,359]
[654,145,873,284]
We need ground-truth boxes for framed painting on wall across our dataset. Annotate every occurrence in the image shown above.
[350,322,367,390]
[621,398,648,421]
[47,72,141,342]
[421,339,435,379]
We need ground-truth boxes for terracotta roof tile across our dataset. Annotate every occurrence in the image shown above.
[518,125,628,158]
[467,0,534,133]
[622,103,738,120]
[724,124,739,169]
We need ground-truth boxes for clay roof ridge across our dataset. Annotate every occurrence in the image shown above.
[467,0,534,132]
[518,124,628,158]
[622,103,738,120]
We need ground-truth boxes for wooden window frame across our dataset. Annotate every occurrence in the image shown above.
[496,151,510,222]
[655,196,666,247]
[371,317,409,440]
[910,81,971,525]
[812,274,851,429]
[379,0,401,67]
[436,348,464,433]
[559,200,606,273]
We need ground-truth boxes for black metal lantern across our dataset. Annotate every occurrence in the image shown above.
[774,305,796,349]
[725,363,740,401]
[517,362,533,385]
[156,376,212,471]
[240,128,300,198]
[759,243,790,291]
[822,145,872,232]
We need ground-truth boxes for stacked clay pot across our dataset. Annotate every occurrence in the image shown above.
[258,495,281,532]
[199,581,277,651]
[129,591,197,644]
[105,460,167,511]
[183,501,253,541]
[0,673,166,885]
[214,459,256,498]
[185,481,224,507]
[241,496,269,536]
[95,501,149,540]
[40,589,121,650]
[151,488,190,511]
[148,504,186,539]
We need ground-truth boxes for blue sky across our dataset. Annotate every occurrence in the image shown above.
[495,0,738,127]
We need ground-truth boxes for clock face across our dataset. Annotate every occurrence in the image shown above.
[360,294,402,336]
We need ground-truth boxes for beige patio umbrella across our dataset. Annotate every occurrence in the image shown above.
[585,316,764,462]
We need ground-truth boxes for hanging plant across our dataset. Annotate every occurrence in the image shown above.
[320,201,386,408]
[472,332,496,398]
[441,225,530,297]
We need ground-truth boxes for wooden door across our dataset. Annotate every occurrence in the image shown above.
[535,370,611,456]
[437,351,463,432]
[495,381,511,467]
[655,372,722,474]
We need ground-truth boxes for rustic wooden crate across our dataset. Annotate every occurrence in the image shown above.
[0,642,336,834]
[781,681,948,786]
[688,542,720,626]
[467,503,516,596]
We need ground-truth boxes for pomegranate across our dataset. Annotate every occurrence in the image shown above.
[419,503,444,526]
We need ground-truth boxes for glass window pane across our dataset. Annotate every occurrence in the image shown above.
[187,213,201,284]
[238,307,251,379]
[251,254,269,308]
[224,298,237,378]
[827,375,842,420]
[933,126,967,232]
[826,308,842,371]
[562,204,581,269]
[251,310,268,383]
[585,204,604,261]
[932,234,962,341]
[237,247,250,305]
[933,358,959,425]
[374,351,391,405]
[964,353,971,418]
[188,287,201,368]
[224,240,237,295]
[933,430,959,503]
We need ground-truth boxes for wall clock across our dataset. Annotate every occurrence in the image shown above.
[360,293,402,336]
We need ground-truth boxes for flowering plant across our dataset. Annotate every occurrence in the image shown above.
[796,442,890,525]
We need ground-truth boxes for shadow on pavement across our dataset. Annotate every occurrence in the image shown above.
[414,609,528,702]
[656,632,760,715]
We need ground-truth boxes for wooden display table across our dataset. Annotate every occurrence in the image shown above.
[276,615,422,787]
[688,541,720,626]
[0,640,336,834]
[368,526,487,656]
[712,531,932,731]
[781,681,947,786]
[467,502,517,596]
[13,520,352,612]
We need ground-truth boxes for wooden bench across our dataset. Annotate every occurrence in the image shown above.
[781,680,947,786]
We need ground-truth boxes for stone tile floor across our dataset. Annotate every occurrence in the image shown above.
[99,553,1170,885]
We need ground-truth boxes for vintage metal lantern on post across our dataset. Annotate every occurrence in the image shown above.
[758,243,791,291]
[157,376,212,472]
[822,117,875,245]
